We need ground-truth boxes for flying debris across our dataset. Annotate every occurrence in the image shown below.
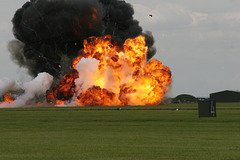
[149,14,153,17]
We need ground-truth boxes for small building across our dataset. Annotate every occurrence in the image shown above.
[210,90,240,103]
[198,100,216,117]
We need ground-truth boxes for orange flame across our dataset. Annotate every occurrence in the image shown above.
[0,93,14,106]
[47,35,172,106]
[91,7,98,21]
[73,7,99,35]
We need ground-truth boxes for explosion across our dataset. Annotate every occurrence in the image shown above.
[0,0,172,107]
[46,35,171,106]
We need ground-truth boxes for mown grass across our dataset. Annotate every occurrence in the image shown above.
[1,102,239,111]
[0,104,239,160]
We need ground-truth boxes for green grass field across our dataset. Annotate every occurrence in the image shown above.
[0,103,239,160]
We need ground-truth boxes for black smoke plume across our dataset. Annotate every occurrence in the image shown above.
[9,0,156,79]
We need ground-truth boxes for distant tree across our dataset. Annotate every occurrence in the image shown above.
[172,94,197,103]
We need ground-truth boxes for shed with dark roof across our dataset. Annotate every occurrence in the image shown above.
[210,90,240,102]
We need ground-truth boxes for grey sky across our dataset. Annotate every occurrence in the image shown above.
[1,0,240,97]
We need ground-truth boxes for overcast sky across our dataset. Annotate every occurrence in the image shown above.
[1,0,240,97]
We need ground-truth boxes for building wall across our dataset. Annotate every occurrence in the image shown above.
[210,90,240,102]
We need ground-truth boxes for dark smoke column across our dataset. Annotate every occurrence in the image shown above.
[9,0,156,79]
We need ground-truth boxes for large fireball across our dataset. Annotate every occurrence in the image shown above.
[46,35,172,106]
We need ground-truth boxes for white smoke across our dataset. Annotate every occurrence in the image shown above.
[0,72,53,108]
[66,58,99,106]
[0,78,20,96]
[75,58,99,91]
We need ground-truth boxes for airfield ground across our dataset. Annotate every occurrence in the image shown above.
[0,103,239,160]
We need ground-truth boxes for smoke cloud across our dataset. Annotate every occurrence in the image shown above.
[0,72,53,108]
[9,0,156,79]
[0,78,20,96]
[75,58,99,91]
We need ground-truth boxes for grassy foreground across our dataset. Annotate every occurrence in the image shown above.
[0,104,239,160]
